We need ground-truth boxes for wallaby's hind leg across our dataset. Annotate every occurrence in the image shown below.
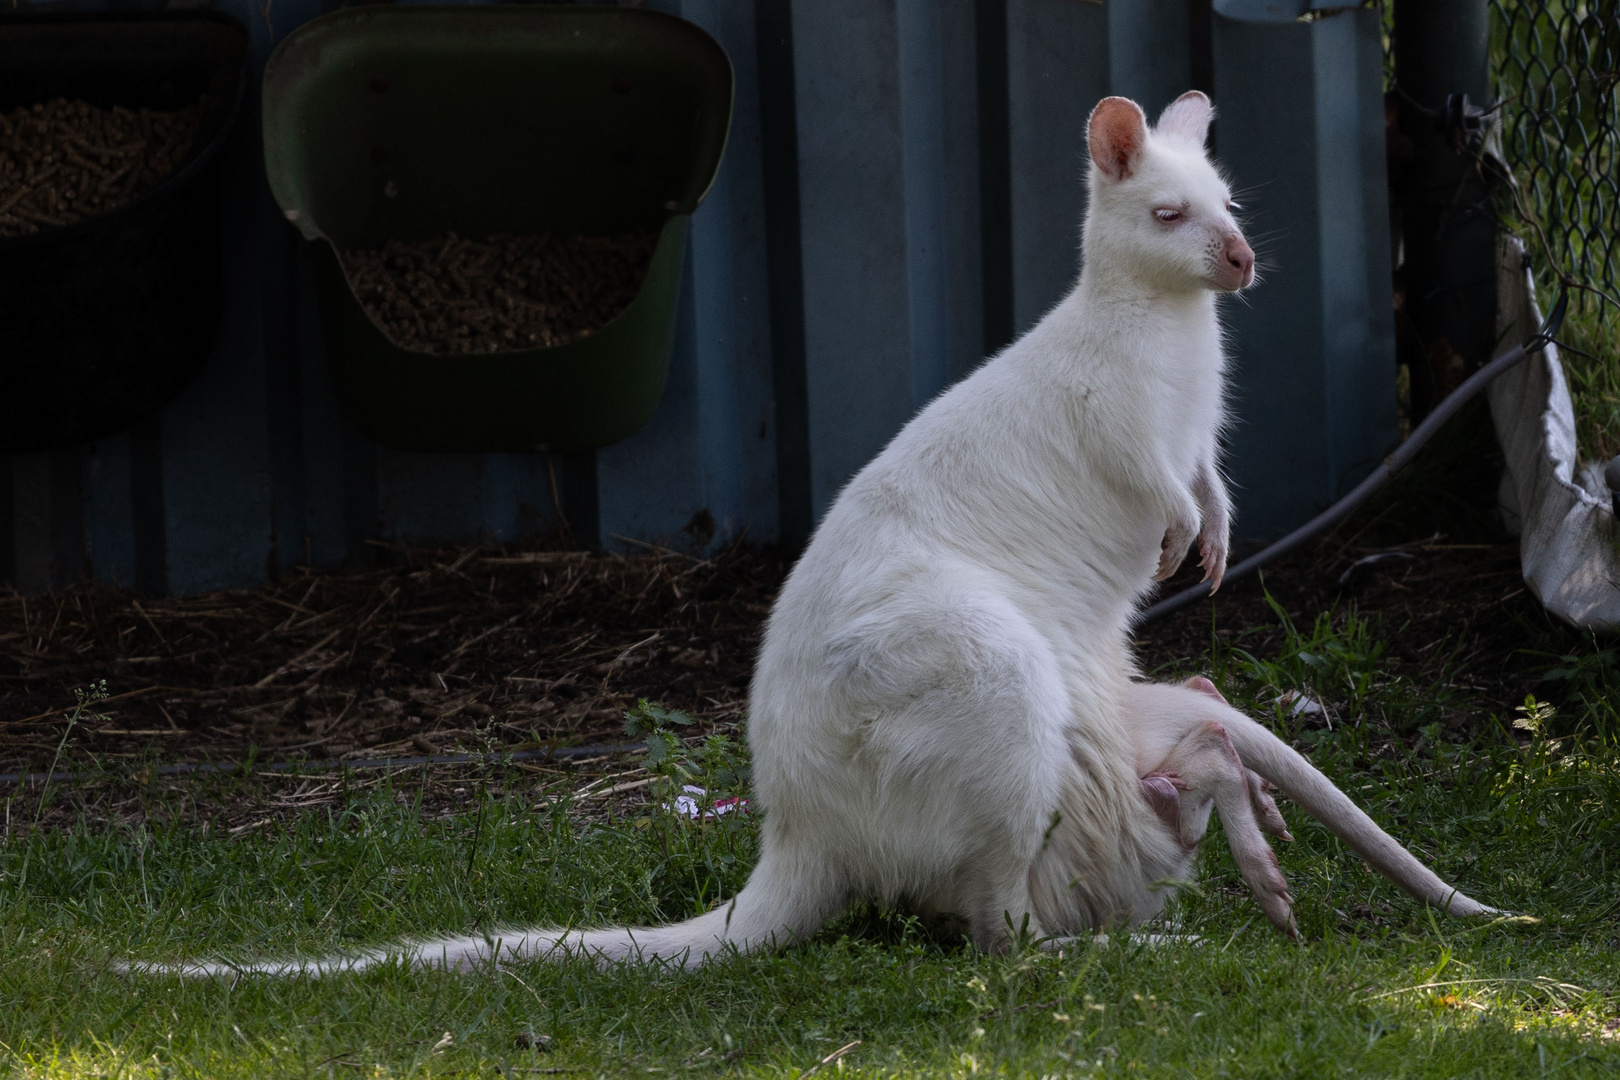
[805,564,1088,952]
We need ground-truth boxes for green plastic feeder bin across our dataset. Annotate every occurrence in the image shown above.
[261,6,733,453]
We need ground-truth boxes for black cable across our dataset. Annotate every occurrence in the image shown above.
[0,742,646,787]
[1135,290,1569,627]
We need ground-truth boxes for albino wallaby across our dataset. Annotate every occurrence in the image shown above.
[147,92,1491,978]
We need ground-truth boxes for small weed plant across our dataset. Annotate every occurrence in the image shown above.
[619,699,754,919]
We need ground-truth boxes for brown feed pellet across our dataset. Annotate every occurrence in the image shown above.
[0,97,204,238]
[341,230,659,354]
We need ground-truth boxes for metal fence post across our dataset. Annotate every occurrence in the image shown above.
[1392,0,1496,419]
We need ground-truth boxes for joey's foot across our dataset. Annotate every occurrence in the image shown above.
[1198,533,1227,592]
[1153,715,1297,938]
[1247,848,1299,939]
[1246,769,1293,841]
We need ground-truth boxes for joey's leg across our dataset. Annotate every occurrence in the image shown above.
[1181,677,1290,839]
[1244,768,1293,841]
[1133,678,1292,844]
[1149,719,1297,936]
[1129,677,1494,921]
[1190,461,1230,591]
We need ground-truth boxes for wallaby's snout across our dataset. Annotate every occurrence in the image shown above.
[1220,233,1254,291]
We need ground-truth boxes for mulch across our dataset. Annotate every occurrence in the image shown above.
[0,539,786,779]
[0,97,203,237]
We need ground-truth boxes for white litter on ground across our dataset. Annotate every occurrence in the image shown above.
[1277,690,1324,719]
[667,785,748,820]
[1490,237,1620,630]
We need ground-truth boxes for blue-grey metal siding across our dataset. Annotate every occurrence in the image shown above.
[1,0,1394,594]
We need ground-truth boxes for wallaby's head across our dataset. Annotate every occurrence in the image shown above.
[1083,91,1254,294]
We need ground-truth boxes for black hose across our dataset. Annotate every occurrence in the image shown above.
[1135,290,1569,627]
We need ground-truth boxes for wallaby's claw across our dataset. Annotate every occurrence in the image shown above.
[1198,534,1227,593]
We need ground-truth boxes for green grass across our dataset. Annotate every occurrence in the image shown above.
[4,612,1620,1078]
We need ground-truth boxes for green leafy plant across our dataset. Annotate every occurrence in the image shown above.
[1533,641,1620,744]
[622,699,751,800]
[621,698,695,769]
[1213,588,1450,738]
[1513,693,1557,740]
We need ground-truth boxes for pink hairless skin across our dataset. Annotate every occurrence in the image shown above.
[1139,676,1297,936]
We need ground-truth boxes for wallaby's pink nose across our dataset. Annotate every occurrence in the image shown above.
[1224,236,1255,288]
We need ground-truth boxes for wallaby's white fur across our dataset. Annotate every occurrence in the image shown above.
[145,93,1489,979]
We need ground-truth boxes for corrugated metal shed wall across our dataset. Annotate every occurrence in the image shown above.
[0,0,1395,595]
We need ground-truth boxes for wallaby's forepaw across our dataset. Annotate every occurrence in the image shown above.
[1156,521,1198,582]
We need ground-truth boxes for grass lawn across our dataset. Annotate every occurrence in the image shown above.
[4,592,1620,1079]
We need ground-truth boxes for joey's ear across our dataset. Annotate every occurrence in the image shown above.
[1087,96,1148,182]
[1156,90,1213,146]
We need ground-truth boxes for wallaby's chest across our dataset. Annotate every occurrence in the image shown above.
[1075,316,1225,478]
[1138,317,1224,430]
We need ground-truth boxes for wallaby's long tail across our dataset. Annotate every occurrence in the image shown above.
[131,847,839,978]
[1218,708,1496,917]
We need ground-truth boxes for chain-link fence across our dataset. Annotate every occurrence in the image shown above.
[1490,0,1619,315]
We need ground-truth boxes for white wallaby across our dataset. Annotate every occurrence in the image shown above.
[147,92,1491,979]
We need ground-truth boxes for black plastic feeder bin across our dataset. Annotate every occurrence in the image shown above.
[261,7,734,454]
[0,13,247,453]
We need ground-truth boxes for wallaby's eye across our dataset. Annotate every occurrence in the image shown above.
[1153,208,1182,223]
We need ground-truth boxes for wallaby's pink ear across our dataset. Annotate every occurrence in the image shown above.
[1088,96,1148,183]
[1156,90,1213,146]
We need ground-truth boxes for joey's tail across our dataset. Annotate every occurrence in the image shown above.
[1219,709,1496,917]
[131,847,839,978]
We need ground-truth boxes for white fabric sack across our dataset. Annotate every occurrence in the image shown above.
[1490,236,1620,630]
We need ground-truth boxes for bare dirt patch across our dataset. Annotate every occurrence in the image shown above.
[0,540,787,780]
